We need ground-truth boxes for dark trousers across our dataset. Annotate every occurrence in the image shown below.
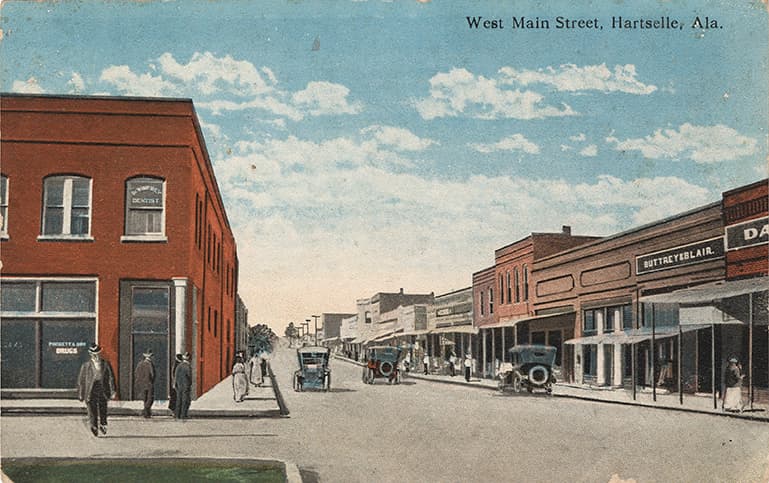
[175,390,191,419]
[139,388,154,417]
[87,396,108,428]
[168,388,177,413]
[464,366,471,382]
[450,364,456,377]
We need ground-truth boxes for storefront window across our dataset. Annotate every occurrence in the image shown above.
[622,304,633,330]
[583,309,597,335]
[0,279,96,389]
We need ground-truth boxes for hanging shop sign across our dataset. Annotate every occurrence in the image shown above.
[726,216,769,251]
[636,237,724,275]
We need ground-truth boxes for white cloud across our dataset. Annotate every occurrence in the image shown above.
[570,133,586,142]
[414,67,576,120]
[99,52,363,121]
[99,65,177,96]
[606,123,758,163]
[11,77,45,93]
[66,72,85,93]
[499,63,657,95]
[360,125,437,151]
[469,134,540,154]
[291,81,363,116]
[579,144,598,157]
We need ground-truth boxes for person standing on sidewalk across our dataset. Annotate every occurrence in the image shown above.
[464,353,472,382]
[168,353,183,416]
[723,356,745,412]
[77,343,116,437]
[232,354,249,402]
[134,349,155,418]
[174,352,192,419]
[449,351,457,377]
[248,351,263,387]
[423,353,430,375]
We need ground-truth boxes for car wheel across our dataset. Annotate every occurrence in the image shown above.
[528,365,549,386]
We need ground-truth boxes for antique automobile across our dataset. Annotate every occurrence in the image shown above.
[497,344,557,394]
[362,346,403,384]
[293,346,331,392]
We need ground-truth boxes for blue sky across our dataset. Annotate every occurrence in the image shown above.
[2,0,767,330]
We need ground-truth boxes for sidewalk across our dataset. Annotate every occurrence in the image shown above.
[336,355,769,422]
[1,374,283,418]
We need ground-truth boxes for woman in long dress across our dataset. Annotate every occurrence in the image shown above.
[249,353,263,387]
[723,356,744,412]
[232,355,249,402]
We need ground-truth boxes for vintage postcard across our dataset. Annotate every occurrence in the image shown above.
[1,1,768,482]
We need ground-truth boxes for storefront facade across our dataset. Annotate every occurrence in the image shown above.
[533,201,725,391]
[0,94,241,400]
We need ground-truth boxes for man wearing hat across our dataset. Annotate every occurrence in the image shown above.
[77,343,116,437]
[173,352,193,420]
[134,349,156,418]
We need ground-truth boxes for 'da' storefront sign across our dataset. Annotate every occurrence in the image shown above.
[726,216,769,251]
[636,237,724,275]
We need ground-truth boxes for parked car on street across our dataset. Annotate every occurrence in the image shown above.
[362,346,403,384]
[497,344,557,394]
[293,346,331,392]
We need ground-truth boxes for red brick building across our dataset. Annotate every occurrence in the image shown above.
[0,94,241,400]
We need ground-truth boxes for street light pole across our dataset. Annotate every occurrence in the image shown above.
[312,314,320,345]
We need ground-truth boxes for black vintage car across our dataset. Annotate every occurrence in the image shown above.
[362,346,402,385]
[497,344,557,394]
[293,346,331,392]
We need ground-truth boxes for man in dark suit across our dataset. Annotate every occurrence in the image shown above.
[174,352,192,419]
[77,343,116,437]
[168,353,183,416]
[134,349,155,418]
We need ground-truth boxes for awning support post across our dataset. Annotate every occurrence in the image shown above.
[678,324,683,405]
[749,292,754,411]
[652,304,657,402]
[712,323,717,410]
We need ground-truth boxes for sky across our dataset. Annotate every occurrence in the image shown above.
[2,0,767,332]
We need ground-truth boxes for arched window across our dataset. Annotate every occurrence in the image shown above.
[41,175,91,237]
[124,177,165,239]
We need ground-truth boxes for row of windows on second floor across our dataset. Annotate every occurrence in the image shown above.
[0,174,234,291]
[478,269,531,316]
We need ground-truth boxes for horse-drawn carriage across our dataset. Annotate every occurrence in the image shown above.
[362,346,403,385]
[293,346,331,392]
[497,344,557,394]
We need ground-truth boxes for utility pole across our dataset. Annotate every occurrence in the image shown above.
[312,314,320,345]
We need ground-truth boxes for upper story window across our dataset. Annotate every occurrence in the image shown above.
[123,177,166,242]
[583,309,598,336]
[0,175,8,237]
[514,268,520,303]
[506,271,511,305]
[522,265,529,301]
[489,288,494,314]
[40,175,92,239]
[499,274,504,304]
[479,291,484,316]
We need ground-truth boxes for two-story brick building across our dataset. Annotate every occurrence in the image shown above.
[0,94,242,400]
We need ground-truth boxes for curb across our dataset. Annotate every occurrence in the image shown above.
[0,407,286,418]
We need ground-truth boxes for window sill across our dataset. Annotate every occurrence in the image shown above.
[0,234,8,241]
[37,235,94,242]
[120,235,168,243]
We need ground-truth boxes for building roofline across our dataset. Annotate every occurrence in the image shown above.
[435,286,472,298]
[722,178,768,197]
[2,92,195,104]
[536,200,722,265]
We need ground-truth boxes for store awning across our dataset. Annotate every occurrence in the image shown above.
[350,336,368,344]
[401,329,430,336]
[478,311,575,330]
[565,324,710,345]
[640,277,769,304]
[430,325,478,335]
[322,336,341,343]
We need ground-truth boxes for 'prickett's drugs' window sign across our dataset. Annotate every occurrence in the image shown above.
[726,216,769,251]
[636,237,724,275]
[129,182,163,208]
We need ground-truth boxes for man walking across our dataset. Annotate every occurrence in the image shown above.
[464,353,472,382]
[77,343,116,437]
[174,352,192,419]
[134,349,155,418]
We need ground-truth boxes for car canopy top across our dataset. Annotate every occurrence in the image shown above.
[509,344,557,366]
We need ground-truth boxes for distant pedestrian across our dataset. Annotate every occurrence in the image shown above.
[260,351,270,378]
[168,353,183,415]
[449,351,457,377]
[723,356,745,412]
[77,343,116,437]
[464,353,472,382]
[232,354,249,402]
[248,352,263,387]
[174,352,192,419]
[134,349,155,418]
[423,353,430,375]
